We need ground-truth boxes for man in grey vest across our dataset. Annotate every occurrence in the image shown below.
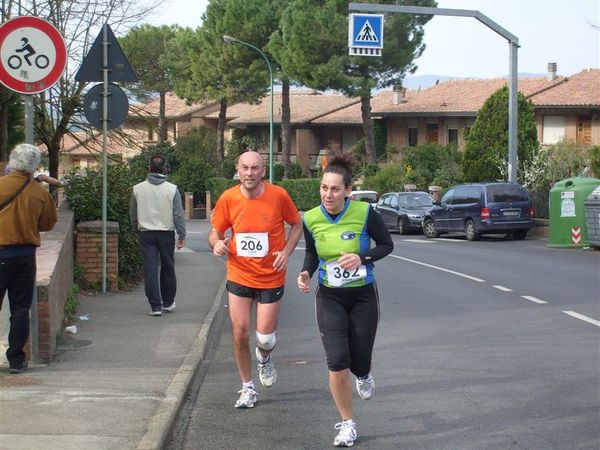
[130,155,186,316]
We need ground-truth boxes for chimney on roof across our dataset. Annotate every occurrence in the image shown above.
[547,62,557,81]
[392,85,406,105]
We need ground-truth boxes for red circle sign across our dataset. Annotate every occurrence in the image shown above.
[0,16,67,94]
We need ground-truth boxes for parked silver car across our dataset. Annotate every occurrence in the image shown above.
[376,191,434,234]
[350,190,379,206]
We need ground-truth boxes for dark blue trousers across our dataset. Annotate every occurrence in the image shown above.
[0,253,36,368]
[138,231,176,311]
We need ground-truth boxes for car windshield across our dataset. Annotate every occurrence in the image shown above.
[404,194,433,207]
[487,185,529,202]
[352,192,378,203]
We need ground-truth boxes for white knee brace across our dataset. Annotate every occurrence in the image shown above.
[256,331,276,351]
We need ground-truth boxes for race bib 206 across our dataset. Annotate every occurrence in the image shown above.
[235,232,269,257]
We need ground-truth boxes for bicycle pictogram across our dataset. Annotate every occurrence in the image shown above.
[7,37,49,69]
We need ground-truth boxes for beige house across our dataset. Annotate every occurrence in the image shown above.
[202,90,362,171]
[373,66,600,150]
[57,66,599,175]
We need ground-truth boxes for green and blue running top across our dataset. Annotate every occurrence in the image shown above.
[303,198,374,288]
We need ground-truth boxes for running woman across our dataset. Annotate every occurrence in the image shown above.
[209,151,302,409]
[297,154,393,447]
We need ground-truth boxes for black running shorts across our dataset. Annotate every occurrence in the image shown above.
[226,280,284,304]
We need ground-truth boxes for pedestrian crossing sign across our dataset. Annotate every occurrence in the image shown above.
[348,13,384,57]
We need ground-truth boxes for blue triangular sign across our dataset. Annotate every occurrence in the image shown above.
[75,24,138,82]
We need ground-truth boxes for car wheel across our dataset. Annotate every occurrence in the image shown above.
[464,219,480,241]
[512,229,528,240]
[423,219,439,238]
[397,216,408,235]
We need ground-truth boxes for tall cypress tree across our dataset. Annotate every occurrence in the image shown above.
[463,86,539,182]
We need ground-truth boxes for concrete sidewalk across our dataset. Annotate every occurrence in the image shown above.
[0,220,227,450]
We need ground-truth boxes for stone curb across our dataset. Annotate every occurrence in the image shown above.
[135,276,227,450]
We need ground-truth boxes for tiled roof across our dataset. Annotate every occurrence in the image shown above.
[58,129,146,157]
[371,76,577,116]
[205,90,360,125]
[127,69,599,127]
[528,68,600,107]
[132,92,215,119]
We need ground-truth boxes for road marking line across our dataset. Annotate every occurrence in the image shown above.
[522,295,547,304]
[390,255,485,282]
[402,239,435,244]
[433,238,467,242]
[562,311,600,328]
[493,285,512,292]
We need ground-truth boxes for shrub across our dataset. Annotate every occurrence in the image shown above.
[170,155,215,205]
[363,163,404,193]
[278,178,321,210]
[463,86,539,181]
[128,143,179,183]
[206,178,239,208]
[64,164,143,287]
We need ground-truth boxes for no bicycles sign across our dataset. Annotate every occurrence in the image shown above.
[0,16,67,94]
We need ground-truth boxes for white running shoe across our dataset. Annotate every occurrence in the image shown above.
[333,420,357,447]
[256,347,277,388]
[355,374,374,400]
[162,302,176,312]
[234,387,258,408]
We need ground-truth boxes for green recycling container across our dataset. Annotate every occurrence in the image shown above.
[548,177,600,248]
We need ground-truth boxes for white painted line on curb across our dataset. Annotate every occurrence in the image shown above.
[522,295,547,304]
[562,311,600,328]
[390,255,486,282]
[493,285,513,292]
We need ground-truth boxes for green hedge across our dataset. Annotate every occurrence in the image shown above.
[207,177,321,211]
[64,164,143,287]
[206,178,239,208]
[278,178,321,211]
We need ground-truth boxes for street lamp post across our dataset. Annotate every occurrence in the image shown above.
[223,35,274,183]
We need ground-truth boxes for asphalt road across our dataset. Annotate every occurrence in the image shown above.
[170,232,599,450]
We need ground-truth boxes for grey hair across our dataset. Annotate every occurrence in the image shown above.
[8,143,41,173]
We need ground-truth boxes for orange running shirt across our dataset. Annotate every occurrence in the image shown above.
[211,183,300,288]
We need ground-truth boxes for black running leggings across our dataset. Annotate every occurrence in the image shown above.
[315,283,379,377]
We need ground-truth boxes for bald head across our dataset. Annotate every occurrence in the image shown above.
[237,151,266,195]
[238,151,264,169]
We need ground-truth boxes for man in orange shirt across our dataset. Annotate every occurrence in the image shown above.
[209,151,302,409]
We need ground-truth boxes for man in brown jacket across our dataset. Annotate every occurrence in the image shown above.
[0,143,57,373]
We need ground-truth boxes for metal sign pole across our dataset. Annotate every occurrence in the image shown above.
[24,93,39,363]
[348,3,520,182]
[101,24,108,294]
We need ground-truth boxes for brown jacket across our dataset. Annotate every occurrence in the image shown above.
[0,171,57,247]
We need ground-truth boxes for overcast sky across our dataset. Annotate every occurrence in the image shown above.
[149,0,599,78]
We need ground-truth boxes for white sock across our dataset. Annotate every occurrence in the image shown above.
[242,381,255,390]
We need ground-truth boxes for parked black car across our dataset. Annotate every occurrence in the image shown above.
[376,191,434,234]
[422,182,534,241]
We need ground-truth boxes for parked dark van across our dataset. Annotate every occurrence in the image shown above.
[376,191,434,234]
[422,182,534,240]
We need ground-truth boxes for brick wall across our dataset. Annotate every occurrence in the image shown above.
[35,202,75,362]
[75,221,119,291]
